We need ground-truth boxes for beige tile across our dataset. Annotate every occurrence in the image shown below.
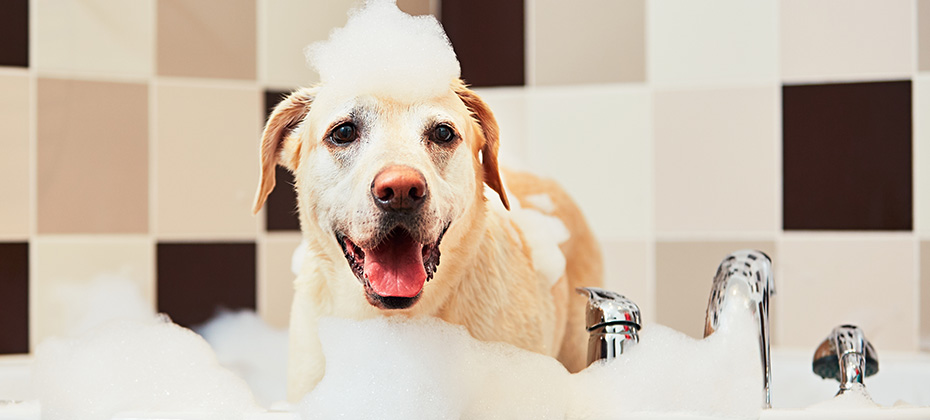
[781,0,913,83]
[395,0,434,16]
[31,237,155,349]
[155,83,261,238]
[526,85,652,241]
[921,241,930,350]
[37,78,149,234]
[259,0,357,86]
[648,0,777,86]
[779,235,917,351]
[532,0,644,85]
[921,0,930,72]
[34,0,153,77]
[260,234,301,328]
[655,241,776,340]
[601,240,653,325]
[654,86,778,235]
[158,0,256,80]
[0,75,30,238]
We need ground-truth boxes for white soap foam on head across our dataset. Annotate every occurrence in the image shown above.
[306,0,460,101]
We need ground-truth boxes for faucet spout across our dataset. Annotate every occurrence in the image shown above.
[704,250,775,409]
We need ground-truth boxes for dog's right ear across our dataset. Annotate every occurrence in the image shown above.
[253,87,317,214]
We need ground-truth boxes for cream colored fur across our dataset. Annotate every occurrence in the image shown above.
[253,80,602,402]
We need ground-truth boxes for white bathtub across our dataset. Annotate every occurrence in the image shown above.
[1,348,929,419]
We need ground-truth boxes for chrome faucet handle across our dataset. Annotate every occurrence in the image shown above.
[813,325,879,396]
[576,287,642,367]
[704,250,775,409]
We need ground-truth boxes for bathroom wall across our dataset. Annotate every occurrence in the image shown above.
[0,0,928,356]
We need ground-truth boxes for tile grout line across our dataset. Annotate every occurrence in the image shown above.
[27,0,38,353]
[149,0,159,311]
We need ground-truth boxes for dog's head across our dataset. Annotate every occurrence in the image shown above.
[253,81,509,310]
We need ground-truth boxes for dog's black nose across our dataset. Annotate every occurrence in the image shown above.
[371,165,427,211]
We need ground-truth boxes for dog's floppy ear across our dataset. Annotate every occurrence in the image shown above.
[253,87,317,214]
[454,83,510,210]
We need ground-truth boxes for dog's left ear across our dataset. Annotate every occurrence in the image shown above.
[454,83,510,210]
[253,87,317,214]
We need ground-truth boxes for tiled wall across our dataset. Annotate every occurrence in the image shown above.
[1,0,929,356]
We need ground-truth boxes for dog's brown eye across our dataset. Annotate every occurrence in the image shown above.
[331,123,358,144]
[430,124,455,144]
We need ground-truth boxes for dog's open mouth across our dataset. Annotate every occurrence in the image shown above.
[338,226,443,309]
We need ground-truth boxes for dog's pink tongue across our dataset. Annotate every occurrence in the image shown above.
[364,230,426,298]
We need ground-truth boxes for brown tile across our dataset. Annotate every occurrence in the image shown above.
[157,0,256,80]
[37,78,149,234]
[922,241,930,350]
[783,81,912,231]
[533,0,644,84]
[0,0,28,67]
[263,89,301,231]
[441,0,524,87]
[157,242,256,328]
[0,74,30,238]
[0,243,28,354]
[655,241,776,339]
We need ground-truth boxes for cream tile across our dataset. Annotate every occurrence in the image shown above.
[31,237,155,349]
[778,235,917,351]
[526,85,652,241]
[915,76,930,234]
[472,87,528,167]
[259,0,357,86]
[601,240,653,325]
[654,86,778,235]
[531,0,644,85]
[655,241,776,340]
[158,0,256,80]
[34,0,153,77]
[260,234,301,328]
[37,78,149,234]
[0,75,29,238]
[155,83,261,238]
[781,0,913,83]
[648,0,777,86]
[921,241,930,350]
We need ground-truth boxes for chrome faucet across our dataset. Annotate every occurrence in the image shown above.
[576,287,642,367]
[704,250,775,409]
[812,325,879,396]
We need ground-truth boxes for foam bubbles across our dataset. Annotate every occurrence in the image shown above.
[33,316,260,420]
[305,0,460,101]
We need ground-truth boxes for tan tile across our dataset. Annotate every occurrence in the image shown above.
[37,78,149,234]
[922,241,930,350]
[655,241,776,339]
[921,0,930,72]
[601,240,653,325]
[0,75,30,238]
[259,0,357,86]
[158,0,256,80]
[781,0,912,82]
[532,0,644,85]
[34,0,153,77]
[395,0,434,16]
[654,86,778,235]
[526,85,652,241]
[779,235,917,351]
[32,237,155,349]
[155,83,261,238]
[649,0,777,86]
[260,234,301,328]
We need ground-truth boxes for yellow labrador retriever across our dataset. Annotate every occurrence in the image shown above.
[253,80,602,401]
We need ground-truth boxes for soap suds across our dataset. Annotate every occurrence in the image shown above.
[305,0,460,101]
[50,271,156,337]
